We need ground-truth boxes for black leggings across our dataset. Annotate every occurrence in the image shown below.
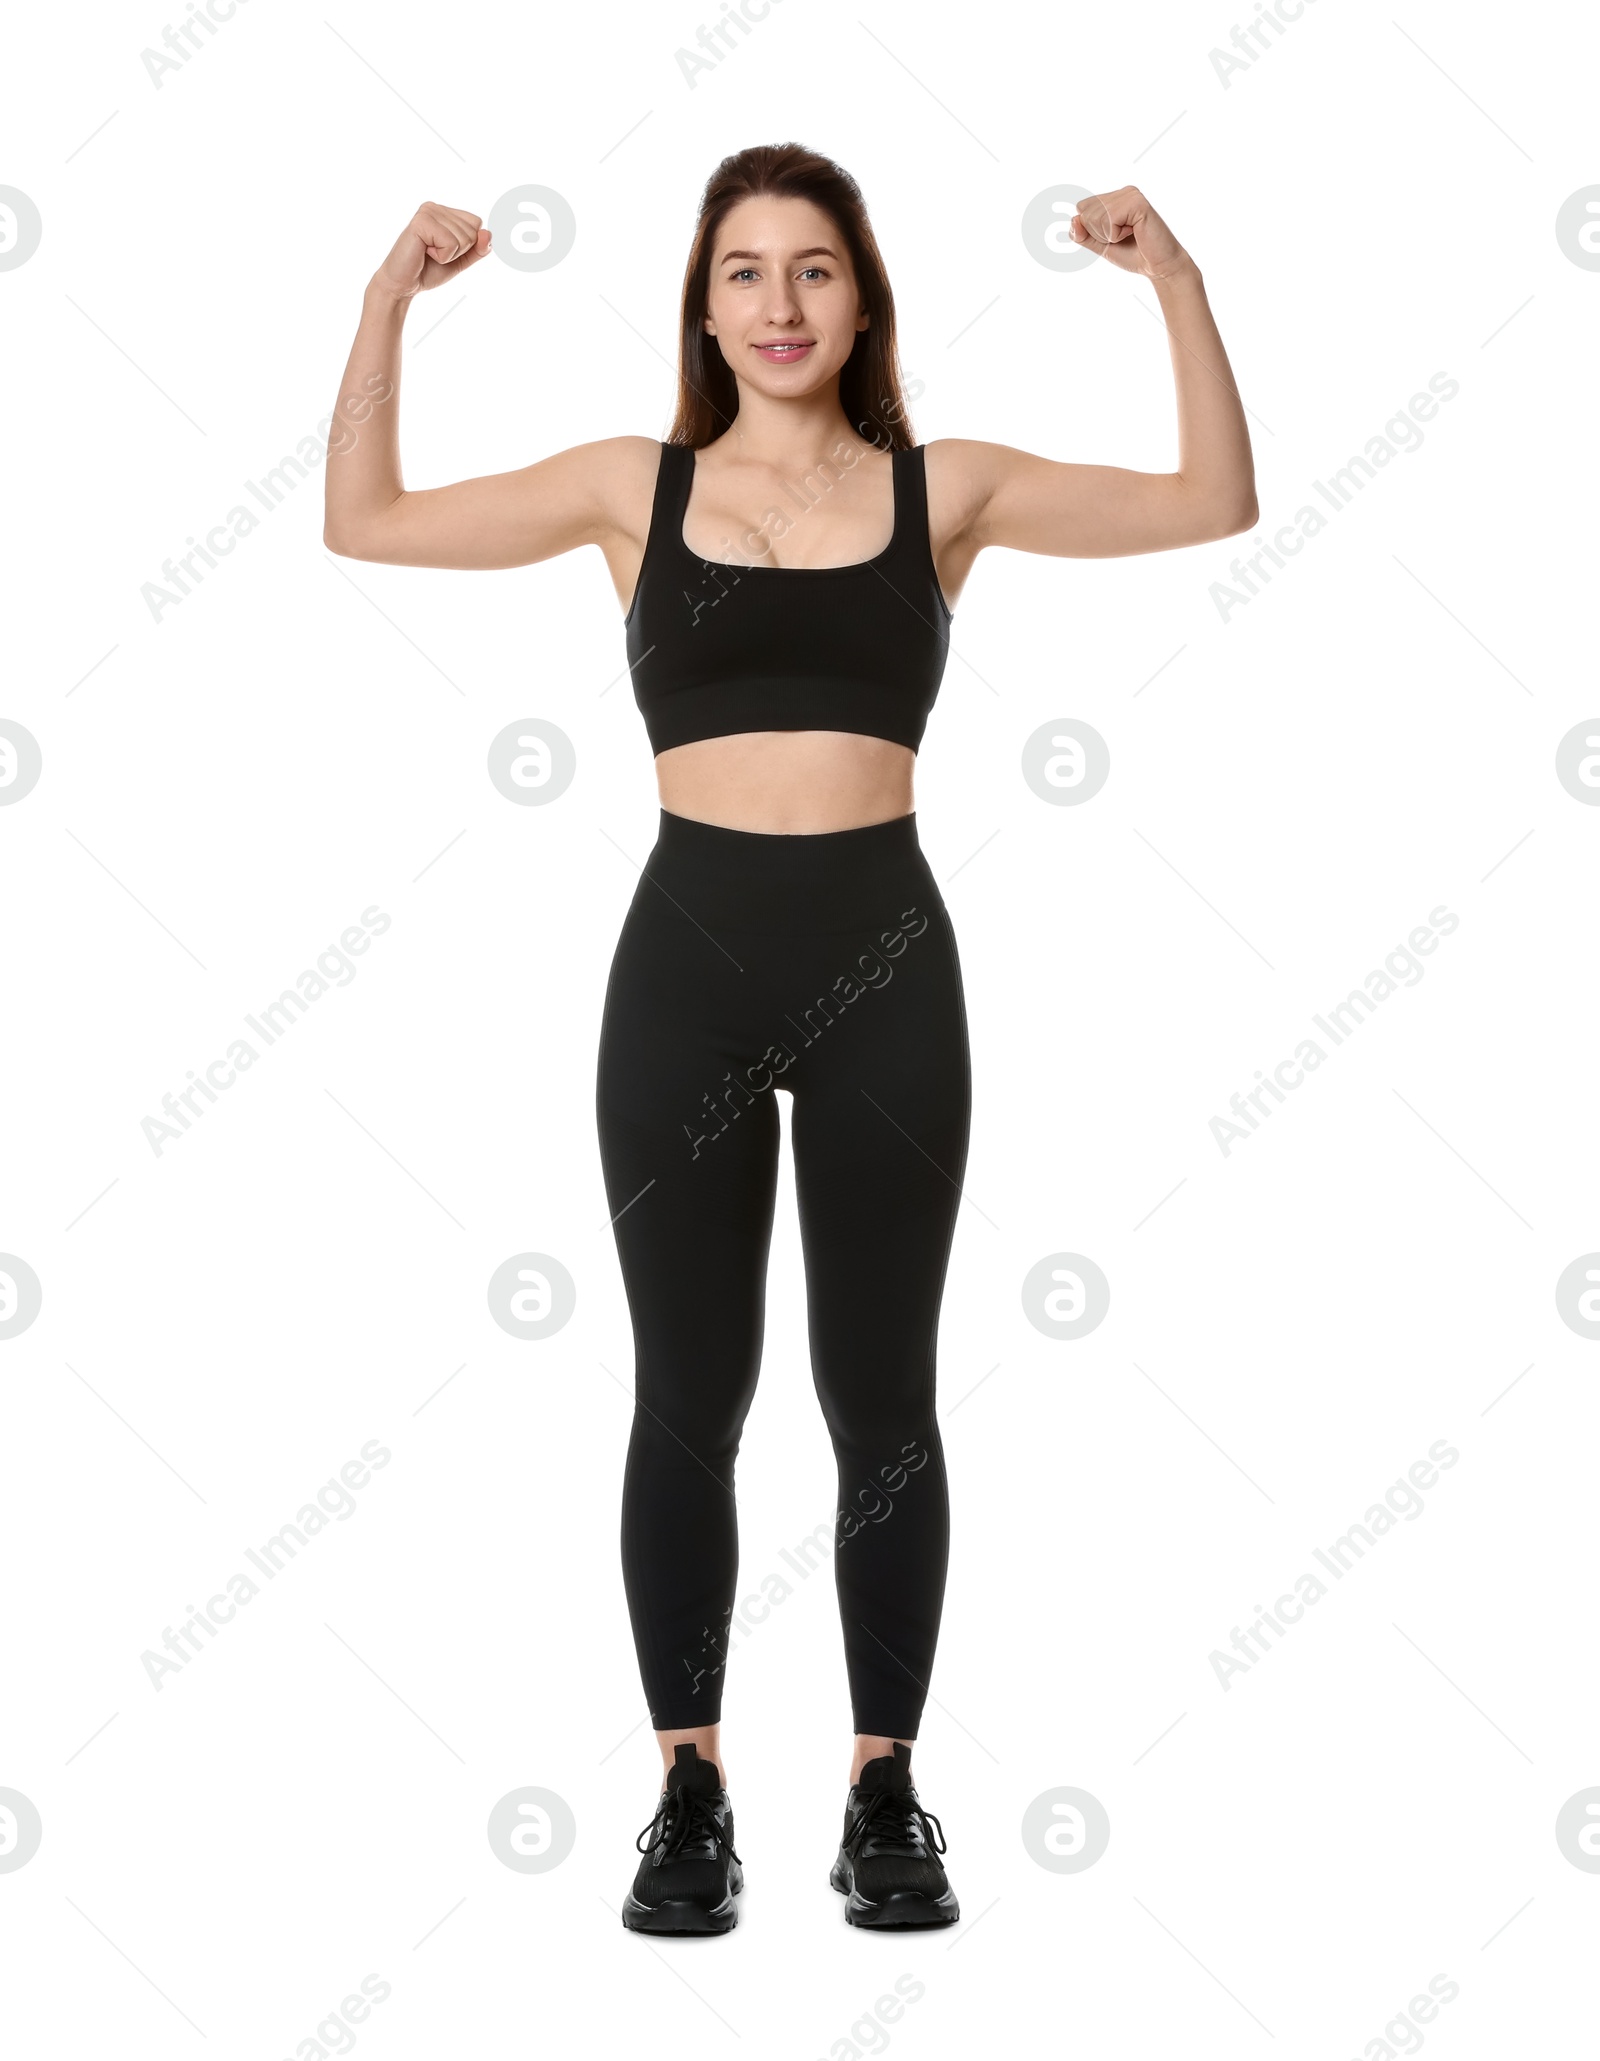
[596,807,971,1738]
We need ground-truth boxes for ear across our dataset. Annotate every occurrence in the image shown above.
[856,308,870,332]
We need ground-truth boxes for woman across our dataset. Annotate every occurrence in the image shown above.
[324,143,1256,1936]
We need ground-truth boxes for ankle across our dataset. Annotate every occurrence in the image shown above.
[850,1733,915,1785]
[656,1725,725,1789]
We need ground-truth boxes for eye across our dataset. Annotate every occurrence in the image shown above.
[798,266,828,281]
[730,266,759,282]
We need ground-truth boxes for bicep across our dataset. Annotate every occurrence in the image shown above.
[954,440,1235,561]
[330,436,653,570]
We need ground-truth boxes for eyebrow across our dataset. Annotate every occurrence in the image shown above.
[717,246,839,264]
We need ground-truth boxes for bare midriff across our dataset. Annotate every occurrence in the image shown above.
[654,729,915,834]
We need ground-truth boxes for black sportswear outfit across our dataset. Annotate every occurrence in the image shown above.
[598,440,968,1739]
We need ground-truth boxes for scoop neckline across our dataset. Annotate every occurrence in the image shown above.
[678,443,902,576]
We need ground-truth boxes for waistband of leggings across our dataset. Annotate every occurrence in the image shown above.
[641,807,941,933]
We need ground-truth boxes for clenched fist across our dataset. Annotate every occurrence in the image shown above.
[372,203,492,301]
[1068,188,1192,282]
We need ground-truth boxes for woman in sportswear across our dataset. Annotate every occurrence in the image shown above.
[323,143,1256,1936]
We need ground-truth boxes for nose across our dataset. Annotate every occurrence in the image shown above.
[759,279,804,326]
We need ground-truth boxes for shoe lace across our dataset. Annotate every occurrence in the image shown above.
[844,1789,946,1859]
[636,1785,741,1866]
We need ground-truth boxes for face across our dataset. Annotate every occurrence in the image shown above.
[702,194,868,401]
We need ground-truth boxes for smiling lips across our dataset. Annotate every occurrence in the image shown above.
[754,339,815,360]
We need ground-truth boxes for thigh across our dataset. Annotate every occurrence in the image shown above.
[596,889,784,1422]
[787,903,972,1424]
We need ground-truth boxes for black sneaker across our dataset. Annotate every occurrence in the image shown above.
[831,1741,959,1929]
[621,1743,743,1935]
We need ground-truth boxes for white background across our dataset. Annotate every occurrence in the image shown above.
[2,0,1597,2053]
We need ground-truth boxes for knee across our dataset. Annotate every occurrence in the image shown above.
[833,1434,946,1541]
[816,1375,941,1457]
[629,1378,756,1469]
[832,1428,943,1499]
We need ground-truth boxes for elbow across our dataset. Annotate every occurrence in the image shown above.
[1174,478,1258,546]
[1205,492,1257,543]
[325,499,406,561]
[324,522,368,561]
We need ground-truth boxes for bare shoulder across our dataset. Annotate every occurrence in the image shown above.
[921,437,1026,543]
[541,433,663,544]
[582,432,665,490]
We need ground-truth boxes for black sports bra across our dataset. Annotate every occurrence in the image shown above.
[622,440,952,756]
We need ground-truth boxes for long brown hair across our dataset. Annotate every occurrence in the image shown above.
[666,144,915,452]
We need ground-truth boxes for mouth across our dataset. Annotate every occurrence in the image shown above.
[753,339,815,362]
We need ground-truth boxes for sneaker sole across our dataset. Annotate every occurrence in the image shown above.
[621,1862,744,1936]
[830,1858,959,1929]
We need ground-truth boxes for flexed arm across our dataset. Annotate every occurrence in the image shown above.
[322,202,652,577]
[929,188,1258,591]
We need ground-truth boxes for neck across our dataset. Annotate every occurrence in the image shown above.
[715,382,877,471]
